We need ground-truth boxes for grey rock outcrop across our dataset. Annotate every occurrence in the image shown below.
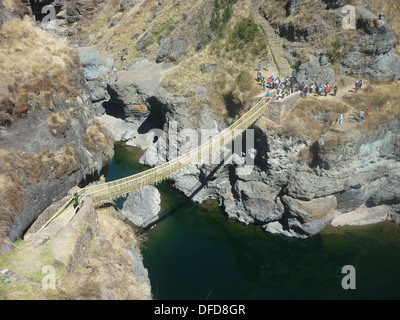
[339,7,400,81]
[106,60,162,120]
[76,48,109,81]
[285,0,302,16]
[297,58,336,86]
[156,36,191,63]
[275,3,400,81]
[322,0,347,9]
[2,70,113,242]
[121,186,161,228]
[170,113,400,239]
[281,195,337,237]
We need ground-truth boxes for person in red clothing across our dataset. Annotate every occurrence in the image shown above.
[366,107,369,119]
[324,84,329,96]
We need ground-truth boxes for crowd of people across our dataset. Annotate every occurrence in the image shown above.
[256,61,372,127]
[256,66,339,102]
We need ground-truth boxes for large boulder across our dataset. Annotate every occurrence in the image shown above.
[66,0,97,23]
[285,0,302,16]
[282,195,337,236]
[233,180,282,224]
[106,60,162,119]
[121,186,161,228]
[339,6,400,81]
[296,58,336,87]
[156,35,191,63]
[342,51,400,81]
[76,48,109,81]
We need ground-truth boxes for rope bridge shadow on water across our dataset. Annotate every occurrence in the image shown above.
[27,0,296,237]
[27,97,271,239]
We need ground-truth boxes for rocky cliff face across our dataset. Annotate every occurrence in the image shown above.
[168,113,400,238]
[0,4,114,242]
[39,0,400,240]
[262,0,400,82]
[101,59,400,238]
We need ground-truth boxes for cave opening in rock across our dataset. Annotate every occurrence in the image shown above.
[29,0,62,22]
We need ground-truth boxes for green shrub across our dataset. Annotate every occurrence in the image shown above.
[231,15,258,43]
[329,39,343,64]
[210,0,234,35]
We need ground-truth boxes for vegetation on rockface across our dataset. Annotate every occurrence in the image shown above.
[84,119,115,163]
[47,112,72,138]
[0,18,81,125]
[225,70,259,118]
[230,14,259,43]
[210,0,235,36]
[0,145,81,237]
[207,14,266,118]
[210,14,267,63]
[0,14,113,244]
[328,39,344,65]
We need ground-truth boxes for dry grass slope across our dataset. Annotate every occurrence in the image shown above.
[0,18,81,123]
[51,206,152,300]
[84,119,114,162]
[280,97,350,139]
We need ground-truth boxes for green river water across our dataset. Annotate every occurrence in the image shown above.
[106,142,400,300]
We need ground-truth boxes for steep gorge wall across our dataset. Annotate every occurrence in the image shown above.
[0,4,114,242]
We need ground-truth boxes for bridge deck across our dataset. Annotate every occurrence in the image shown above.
[27,0,294,238]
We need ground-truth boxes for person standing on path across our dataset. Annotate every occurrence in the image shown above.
[334,85,338,96]
[337,113,343,125]
[366,107,369,119]
[309,83,314,94]
[324,84,329,96]
[359,110,365,122]
[303,85,308,98]
[355,81,359,93]
[359,79,364,90]
[73,193,80,212]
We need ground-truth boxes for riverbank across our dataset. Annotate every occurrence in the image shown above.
[107,143,400,300]
[97,104,400,238]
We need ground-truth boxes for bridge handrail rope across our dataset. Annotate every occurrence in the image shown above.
[26,97,271,238]
[27,97,270,241]
[83,97,269,205]
[82,97,267,193]
[24,196,73,239]
[26,0,296,238]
